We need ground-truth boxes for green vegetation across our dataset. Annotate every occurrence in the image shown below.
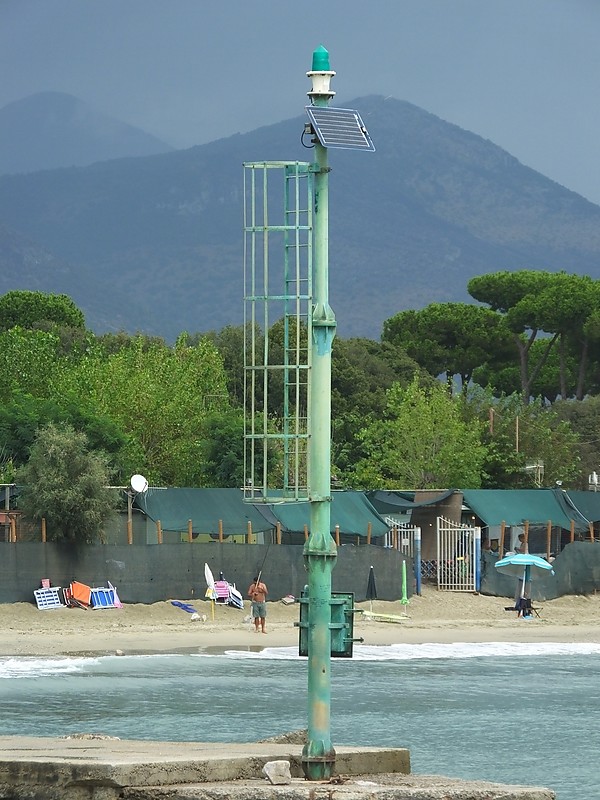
[2,272,600,538]
[16,423,118,544]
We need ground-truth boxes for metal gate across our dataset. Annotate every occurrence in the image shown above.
[383,518,420,555]
[436,516,481,592]
[384,519,423,595]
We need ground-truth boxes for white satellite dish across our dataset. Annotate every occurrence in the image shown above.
[130,474,148,494]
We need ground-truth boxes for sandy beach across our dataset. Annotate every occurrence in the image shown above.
[2,588,600,657]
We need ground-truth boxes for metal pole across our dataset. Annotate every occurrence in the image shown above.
[302,45,337,782]
[414,528,422,596]
[127,491,133,545]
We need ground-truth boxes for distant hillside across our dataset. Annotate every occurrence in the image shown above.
[1,94,600,340]
[0,92,173,174]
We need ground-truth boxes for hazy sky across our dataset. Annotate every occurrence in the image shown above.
[3,0,600,202]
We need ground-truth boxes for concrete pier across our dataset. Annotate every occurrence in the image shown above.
[0,737,555,800]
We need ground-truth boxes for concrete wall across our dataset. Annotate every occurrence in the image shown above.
[0,541,411,605]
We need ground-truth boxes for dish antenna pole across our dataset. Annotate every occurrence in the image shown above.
[127,474,148,545]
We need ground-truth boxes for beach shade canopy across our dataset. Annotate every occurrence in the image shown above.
[495,553,554,600]
[366,565,377,610]
[494,553,555,580]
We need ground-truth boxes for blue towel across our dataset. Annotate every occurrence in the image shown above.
[171,600,197,613]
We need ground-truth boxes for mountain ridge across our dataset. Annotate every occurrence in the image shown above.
[1,94,599,341]
[0,91,173,174]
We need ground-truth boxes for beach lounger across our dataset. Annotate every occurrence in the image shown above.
[90,587,117,608]
[34,587,64,610]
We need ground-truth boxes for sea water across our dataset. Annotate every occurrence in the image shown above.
[2,642,599,800]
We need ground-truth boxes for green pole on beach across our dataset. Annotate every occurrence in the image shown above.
[301,45,337,782]
[401,559,409,605]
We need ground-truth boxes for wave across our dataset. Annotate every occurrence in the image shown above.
[222,641,600,661]
[0,656,100,679]
[0,652,181,679]
[4,641,600,677]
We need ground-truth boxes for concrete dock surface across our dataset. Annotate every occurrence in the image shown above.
[0,736,555,800]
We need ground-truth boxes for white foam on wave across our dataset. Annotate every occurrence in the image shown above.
[221,641,600,661]
[0,656,99,679]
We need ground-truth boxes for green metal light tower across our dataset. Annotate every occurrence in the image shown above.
[243,45,374,783]
[301,44,338,781]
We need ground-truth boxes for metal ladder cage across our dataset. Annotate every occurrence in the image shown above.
[243,161,313,503]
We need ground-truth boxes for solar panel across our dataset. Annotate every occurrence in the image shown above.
[305,106,375,152]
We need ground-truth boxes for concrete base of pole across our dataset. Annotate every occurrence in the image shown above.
[0,737,555,800]
[301,737,336,781]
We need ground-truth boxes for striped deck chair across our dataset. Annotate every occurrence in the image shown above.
[213,580,231,604]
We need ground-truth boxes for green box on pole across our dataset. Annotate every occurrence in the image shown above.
[296,589,362,658]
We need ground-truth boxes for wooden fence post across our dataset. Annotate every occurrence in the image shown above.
[276,522,281,545]
[157,520,163,544]
[524,520,529,551]
[590,521,595,543]
[247,521,252,544]
[546,520,552,561]
[187,519,193,543]
[570,519,575,543]
[335,525,340,547]
[41,517,46,544]
[499,521,505,558]
[367,522,372,545]
[218,519,224,543]
[304,524,309,542]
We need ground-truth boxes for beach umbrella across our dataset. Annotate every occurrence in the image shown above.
[494,553,554,601]
[366,565,377,612]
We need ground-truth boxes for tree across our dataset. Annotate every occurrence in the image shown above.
[349,377,487,489]
[0,391,133,478]
[200,324,250,408]
[0,290,85,332]
[55,333,230,486]
[553,395,600,487]
[0,327,63,403]
[382,302,514,392]
[16,423,118,544]
[197,410,245,487]
[468,271,560,401]
[331,337,425,481]
[463,387,582,488]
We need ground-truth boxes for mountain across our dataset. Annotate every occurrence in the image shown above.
[1,94,600,341]
[0,92,173,174]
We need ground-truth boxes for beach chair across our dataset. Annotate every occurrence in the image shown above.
[213,580,231,604]
[212,579,244,609]
[504,598,542,618]
[33,587,64,610]
[66,580,92,609]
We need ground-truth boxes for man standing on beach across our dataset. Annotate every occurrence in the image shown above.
[247,575,268,633]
